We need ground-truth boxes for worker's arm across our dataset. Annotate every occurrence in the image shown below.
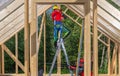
[69,65,76,70]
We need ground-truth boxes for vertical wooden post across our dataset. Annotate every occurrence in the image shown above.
[0,45,2,74]
[114,44,117,75]
[15,34,18,73]
[30,0,38,76]
[84,0,91,76]
[57,4,61,75]
[24,0,30,76]
[118,44,120,75]
[93,0,98,76]
[44,12,46,75]
[111,44,117,74]
[108,38,110,75]
[1,45,4,74]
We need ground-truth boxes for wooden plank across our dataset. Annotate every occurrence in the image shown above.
[1,45,4,74]
[0,45,1,73]
[30,0,38,76]
[0,19,24,42]
[0,24,24,45]
[0,0,24,21]
[114,45,117,74]
[98,0,120,21]
[15,34,18,73]
[99,74,119,76]
[84,1,91,76]
[35,0,85,4]
[111,44,117,74]
[2,44,25,72]
[43,12,46,75]
[93,0,98,76]
[108,38,111,75]
[98,33,102,39]
[0,5,52,45]
[0,14,24,37]
[24,0,29,76]
[119,45,120,75]
[98,38,108,46]
[0,5,24,31]
[0,5,51,31]
[0,74,25,76]
[97,4,120,30]
[43,74,76,76]
[57,5,61,75]
[38,13,45,50]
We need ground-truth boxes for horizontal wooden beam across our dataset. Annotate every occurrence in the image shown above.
[43,74,75,76]
[35,0,85,4]
[99,74,120,76]
[0,74,25,76]
[0,74,119,76]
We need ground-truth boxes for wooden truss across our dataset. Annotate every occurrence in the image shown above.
[0,0,120,76]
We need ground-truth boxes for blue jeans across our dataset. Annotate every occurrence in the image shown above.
[54,21,63,41]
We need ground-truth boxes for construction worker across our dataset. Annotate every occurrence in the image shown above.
[51,5,70,47]
[69,58,84,75]
[69,58,93,76]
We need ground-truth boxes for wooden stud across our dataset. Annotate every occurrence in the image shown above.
[24,0,30,76]
[114,44,117,75]
[0,51,1,74]
[111,44,117,74]
[15,33,18,73]
[93,0,98,76]
[57,4,61,75]
[44,12,46,75]
[1,45,4,74]
[30,0,38,76]
[84,1,91,76]
[38,13,45,50]
[119,44,120,75]
[108,38,111,75]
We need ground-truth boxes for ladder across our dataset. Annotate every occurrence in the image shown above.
[49,38,73,76]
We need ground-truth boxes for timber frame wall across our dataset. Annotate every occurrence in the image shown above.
[0,0,120,76]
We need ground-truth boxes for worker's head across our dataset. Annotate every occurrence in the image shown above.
[53,5,59,10]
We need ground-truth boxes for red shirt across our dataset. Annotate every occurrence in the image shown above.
[51,10,63,21]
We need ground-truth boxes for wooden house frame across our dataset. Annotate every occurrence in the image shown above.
[0,0,120,76]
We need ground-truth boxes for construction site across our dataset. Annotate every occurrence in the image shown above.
[0,0,120,76]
